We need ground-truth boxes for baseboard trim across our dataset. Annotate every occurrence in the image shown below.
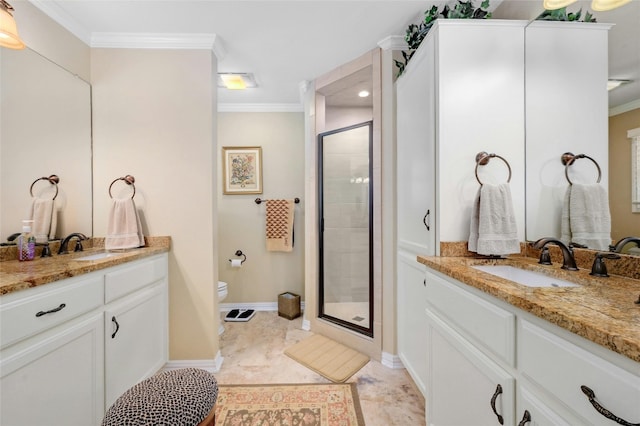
[381,351,405,369]
[163,351,224,373]
[220,302,306,312]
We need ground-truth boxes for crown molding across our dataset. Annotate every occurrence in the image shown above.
[378,35,407,51]
[609,99,640,117]
[91,32,222,54]
[29,0,92,45]
[218,103,304,113]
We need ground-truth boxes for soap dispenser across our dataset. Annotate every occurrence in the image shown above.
[17,220,36,261]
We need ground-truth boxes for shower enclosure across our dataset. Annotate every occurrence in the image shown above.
[318,121,373,337]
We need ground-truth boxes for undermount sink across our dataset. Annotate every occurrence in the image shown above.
[471,265,579,288]
[74,252,122,261]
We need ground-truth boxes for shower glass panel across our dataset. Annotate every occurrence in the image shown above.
[318,121,373,337]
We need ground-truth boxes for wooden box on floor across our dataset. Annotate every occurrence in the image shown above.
[278,292,301,320]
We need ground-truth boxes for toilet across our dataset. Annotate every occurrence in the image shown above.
[218,281,228,335]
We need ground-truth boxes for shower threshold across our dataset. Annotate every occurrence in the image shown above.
[225,309,256,322]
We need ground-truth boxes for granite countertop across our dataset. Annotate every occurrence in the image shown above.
[417,255,640,363]
[0,237,170,296]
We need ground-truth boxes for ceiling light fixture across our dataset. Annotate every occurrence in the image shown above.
[217,73,257,90]
[0,0,25,50]
[543,0,631,10]
[607,79,630,91]
[358,90,370,98]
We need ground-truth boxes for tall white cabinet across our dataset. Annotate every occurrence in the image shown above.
[396,20,527,397]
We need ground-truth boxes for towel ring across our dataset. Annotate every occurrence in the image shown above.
[109,175,136,199]
[475,152,512,185]
[561,152,601,185]
[29,175,59,200]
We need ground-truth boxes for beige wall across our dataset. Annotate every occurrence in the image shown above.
[609,108,640,241]
[12,0,90,80]
[91,48,218,360]
[217,112,305,303]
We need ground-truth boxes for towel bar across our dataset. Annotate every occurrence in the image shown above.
[255,197,300,204]
[561,152,602,185]
[474,152,511,185]
[29,175,59,200]
[109,175,136,199]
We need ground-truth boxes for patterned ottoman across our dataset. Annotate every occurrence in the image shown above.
[102,368,218,426]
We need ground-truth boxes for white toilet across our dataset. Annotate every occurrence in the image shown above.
[218,281,228,335]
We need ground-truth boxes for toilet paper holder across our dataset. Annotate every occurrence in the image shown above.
[229,250,247,264]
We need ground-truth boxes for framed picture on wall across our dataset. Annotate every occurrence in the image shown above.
[222,146,263,194]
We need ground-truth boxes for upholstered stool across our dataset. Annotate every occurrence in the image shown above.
[102,368,218,426]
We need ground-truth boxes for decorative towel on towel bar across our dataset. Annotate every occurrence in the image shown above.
[469,183,520,256]
[29,198,57,243]
[561,183,611,251]
[266,199,294,252]
[105,198,145,250]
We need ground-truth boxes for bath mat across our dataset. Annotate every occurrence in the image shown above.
[215,382,364,426]
[284,334,369,383]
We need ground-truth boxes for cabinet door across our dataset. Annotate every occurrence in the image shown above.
[426,309,515,426]
[397,253,427,395]
[396,33,436,255]
[0,312,104,426]
[517,384,572,426]
[104,282,167,407]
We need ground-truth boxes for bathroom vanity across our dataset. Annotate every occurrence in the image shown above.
[0,242,169,426]
[414,256,640,426]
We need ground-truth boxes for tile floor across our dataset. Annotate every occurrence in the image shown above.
[214,311,426,425]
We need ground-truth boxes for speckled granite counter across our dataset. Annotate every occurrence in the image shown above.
[417,255,640,363]
[0,236,170,296]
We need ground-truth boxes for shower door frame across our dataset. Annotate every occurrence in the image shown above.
[317,120,374,337]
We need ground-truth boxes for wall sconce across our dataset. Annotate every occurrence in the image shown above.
[543,0,631,11]
[0,0,25,50]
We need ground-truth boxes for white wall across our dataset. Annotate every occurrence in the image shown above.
[91,48,218,360]
[217,112,305,303]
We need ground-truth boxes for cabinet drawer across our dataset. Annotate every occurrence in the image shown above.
[0,275,103,349]
[424,270,515,366]
[105,255,167,303]
[519,319,640,425]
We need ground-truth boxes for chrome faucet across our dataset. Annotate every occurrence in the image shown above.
[58,233,87,255]
[609,236,640,253]
[532,238,579,271]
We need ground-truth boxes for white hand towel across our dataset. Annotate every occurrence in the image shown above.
[473,183,520,256]
[566,183,611,251]
[29,198,57,243]
[105,198,144,250]
[560,186,572,246]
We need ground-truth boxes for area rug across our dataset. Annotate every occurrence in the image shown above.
[284,334,370,383]
[214,383,365,426]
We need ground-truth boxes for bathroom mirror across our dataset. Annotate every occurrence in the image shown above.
[0,47,92,243]
[522,4,640,255]
[318,121,373,337]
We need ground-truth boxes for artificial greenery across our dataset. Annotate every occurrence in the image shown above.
[395,0,492,76]
[536,7,597,22]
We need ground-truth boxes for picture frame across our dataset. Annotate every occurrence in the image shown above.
[222,146,263,194]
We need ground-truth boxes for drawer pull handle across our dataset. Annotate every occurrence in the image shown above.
[111,316,120,339]
[35,303,66,317]
[423,210,430,231]
[518,410,531,426]
[581,385,639,426]
[490,384,504,425]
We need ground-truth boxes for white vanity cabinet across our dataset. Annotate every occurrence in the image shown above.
[104,255,169,407]
[397,252,428,395]
[0,253,169,426]
[423,266,640,426]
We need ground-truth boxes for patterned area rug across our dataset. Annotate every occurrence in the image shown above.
[214,383,365,426]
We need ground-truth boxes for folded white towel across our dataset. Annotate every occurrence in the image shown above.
[105,198,144,250]
[560,187,572,246]
[469,183,520,256]
[468,188,481,253]
[29,198,57,243]
[564,183,611,251]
